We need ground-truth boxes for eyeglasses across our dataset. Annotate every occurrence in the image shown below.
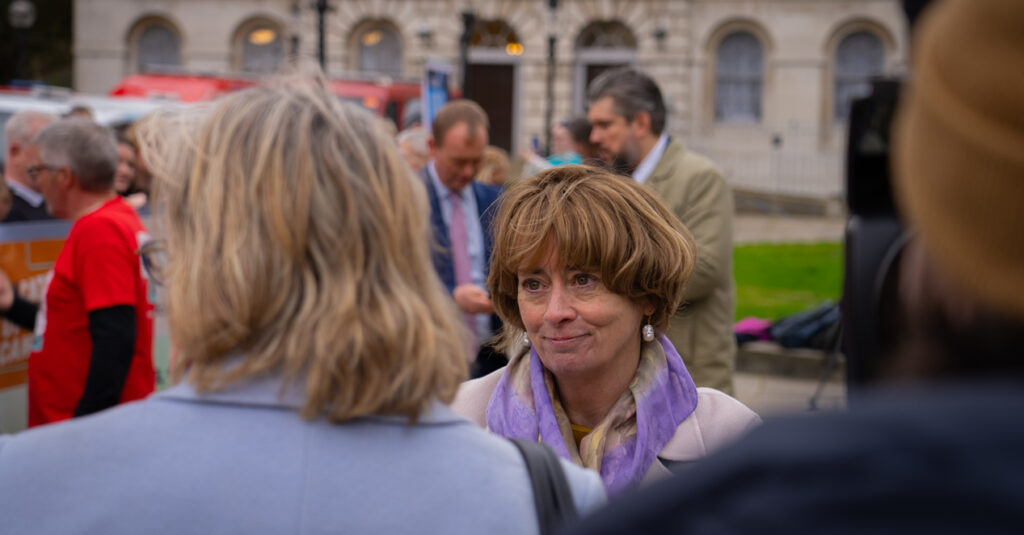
[26,164,57,183]
[137,239,167,286]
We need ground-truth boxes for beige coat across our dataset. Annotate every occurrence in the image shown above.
[646,139,737,394]
[451,368,761,486]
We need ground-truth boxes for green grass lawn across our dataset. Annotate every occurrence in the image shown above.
[734,242,843,321]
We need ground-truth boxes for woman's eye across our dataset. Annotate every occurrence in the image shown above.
[522,279,541,291]
[574,274,595,286]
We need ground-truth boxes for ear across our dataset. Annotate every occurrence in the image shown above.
[631,111,652,136]
[641,298,656,318]
[56,168,76,191]
[428,136,438,158]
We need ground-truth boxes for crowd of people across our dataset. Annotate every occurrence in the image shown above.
[1,110,153,223]
[0,113,155,428]
[0,0,1021,532]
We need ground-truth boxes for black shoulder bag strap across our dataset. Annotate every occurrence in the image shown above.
[510,438,579,535]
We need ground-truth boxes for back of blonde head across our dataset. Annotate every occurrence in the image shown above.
[140,78,467,421]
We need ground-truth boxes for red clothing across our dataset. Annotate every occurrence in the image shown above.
[28,198,155,427]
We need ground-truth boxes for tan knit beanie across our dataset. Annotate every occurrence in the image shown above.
[893,0,1024,322]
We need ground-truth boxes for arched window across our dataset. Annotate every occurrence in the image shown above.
[834,31,884,121]
[576,20,637,49]
[470,19,523,55]
[355,22,402,76]
[238,21,284,74]
[137,23,181,73]
[715,31,763,122]
[573,20,637,112]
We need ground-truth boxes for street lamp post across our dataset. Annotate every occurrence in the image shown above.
[288,0,301,62]
[459,11,475,97]
[313,0,332,70]
[8,0,37,82]
[543,0,559,156]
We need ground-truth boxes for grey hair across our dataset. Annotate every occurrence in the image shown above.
[35,118,118,193]
[4,110,58,154]
[396,127,429,157]
[587,67,668,135]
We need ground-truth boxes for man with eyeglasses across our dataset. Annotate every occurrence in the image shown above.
[2,110,58,222]
[0,118,155,427]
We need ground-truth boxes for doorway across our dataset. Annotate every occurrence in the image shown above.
[465,61,518,153]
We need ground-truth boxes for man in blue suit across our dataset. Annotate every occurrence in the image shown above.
[420,100,504,377]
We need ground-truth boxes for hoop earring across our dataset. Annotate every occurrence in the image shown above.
[642,318,655,342]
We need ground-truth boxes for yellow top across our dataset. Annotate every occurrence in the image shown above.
[571,423,592,449]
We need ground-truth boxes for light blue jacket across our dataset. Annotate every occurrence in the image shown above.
[0,373,605,534]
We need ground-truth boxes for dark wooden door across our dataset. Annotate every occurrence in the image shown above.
[465,63,515,153]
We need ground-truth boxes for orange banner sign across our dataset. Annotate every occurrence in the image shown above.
[0,221,71,390]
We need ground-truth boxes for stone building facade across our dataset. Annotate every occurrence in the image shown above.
[74,0,907,199]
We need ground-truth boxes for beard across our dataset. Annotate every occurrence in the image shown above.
[602,138,643,176]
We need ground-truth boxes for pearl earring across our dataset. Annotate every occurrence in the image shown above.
[523,333,530,346]
[642,321,655,342]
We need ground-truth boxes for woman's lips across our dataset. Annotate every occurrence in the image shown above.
[544,334,588,349]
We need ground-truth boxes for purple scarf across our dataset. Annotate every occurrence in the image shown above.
[485,334,699,495]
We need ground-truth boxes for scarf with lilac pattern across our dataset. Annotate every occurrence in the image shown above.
[485,334,699,495]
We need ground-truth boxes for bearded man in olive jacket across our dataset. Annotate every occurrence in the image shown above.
[587,67,736,395]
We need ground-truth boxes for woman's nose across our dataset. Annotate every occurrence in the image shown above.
[543,284,576,324]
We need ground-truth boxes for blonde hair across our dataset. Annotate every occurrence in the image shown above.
[477,145,510,186]
[488,165,697,352]
[139,77,468,422]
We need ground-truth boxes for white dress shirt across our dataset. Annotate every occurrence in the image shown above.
[631,133,670,185]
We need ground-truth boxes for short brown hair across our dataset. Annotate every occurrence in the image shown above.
[487,165,697,352]
[432,100,489,147]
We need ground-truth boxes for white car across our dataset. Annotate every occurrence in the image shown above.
[0,86,182,168]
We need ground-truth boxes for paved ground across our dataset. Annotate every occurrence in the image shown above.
[735,370,845,418]
[734,213,846,244]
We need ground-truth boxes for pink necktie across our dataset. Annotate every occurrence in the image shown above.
[448,191,473,286]
[449,191,477,360]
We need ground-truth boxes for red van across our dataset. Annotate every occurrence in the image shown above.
[108,73,255,102]
[329,78,422,130]
[108,73,429,130]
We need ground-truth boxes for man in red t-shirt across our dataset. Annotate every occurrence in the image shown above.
[0,118,154,427]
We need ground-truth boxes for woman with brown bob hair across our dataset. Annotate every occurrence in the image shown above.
[0,79,605,533]
[453,165,760,495]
